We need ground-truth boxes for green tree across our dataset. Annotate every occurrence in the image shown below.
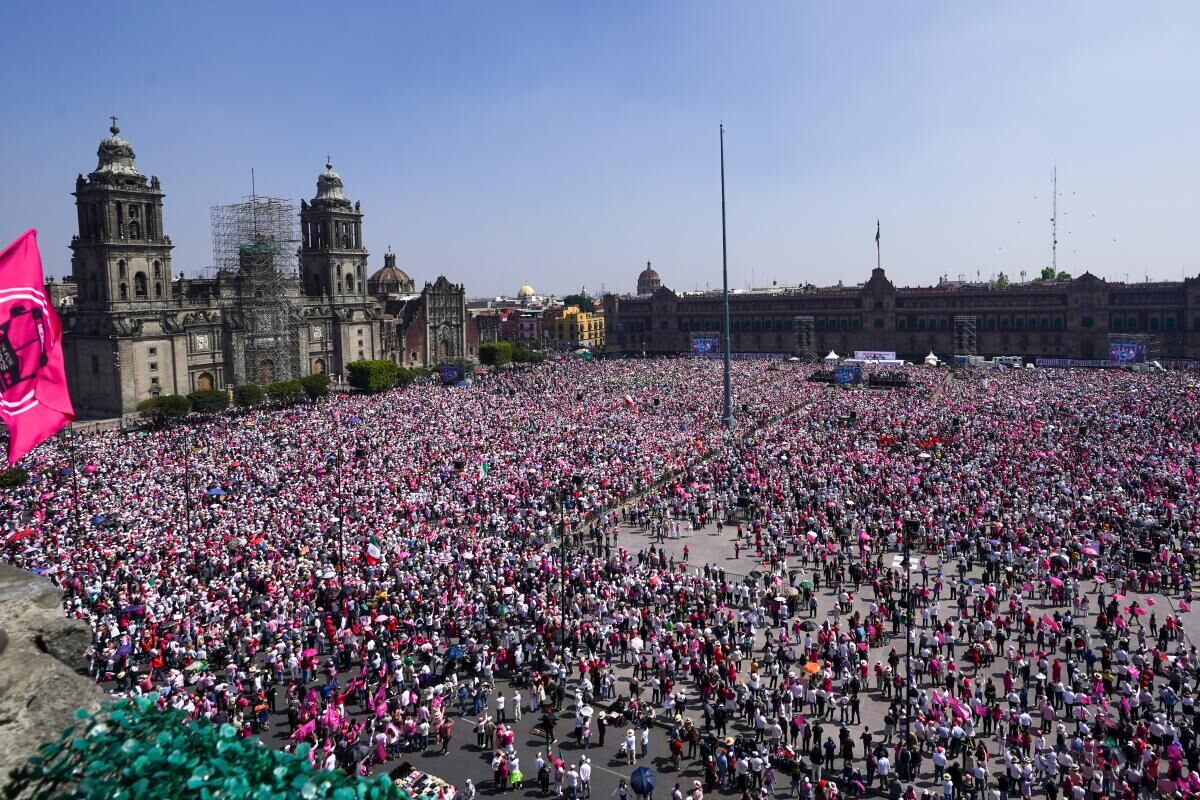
[137,395,190,424]
[1056,270,1072,281]
[1040,265,1056,281]
[300,373,331,400]
[347,359,398,393]
[993,272,1010,289]
[0,466,29,488]
[562,294,595,312]
[187,388,230,414]
[266,379,304,405]
[233,383,265,408]
[479,342,513,366]
[6,696,410,800]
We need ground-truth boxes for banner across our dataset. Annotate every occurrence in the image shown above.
[853,350,896,361]
[0,230,75,465]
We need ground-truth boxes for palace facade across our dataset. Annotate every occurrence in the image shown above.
[604,266,1200,361]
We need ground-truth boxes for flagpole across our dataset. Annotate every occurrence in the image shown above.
[876,219,881,271]
[720,124,734,429]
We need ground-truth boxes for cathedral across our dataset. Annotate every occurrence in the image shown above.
[56,122,480,419]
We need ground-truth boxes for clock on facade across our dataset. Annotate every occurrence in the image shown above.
[194,333,209,351]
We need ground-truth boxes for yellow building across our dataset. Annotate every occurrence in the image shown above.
[550,306,606,349]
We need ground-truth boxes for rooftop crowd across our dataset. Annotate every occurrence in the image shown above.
[3,359,1199,800]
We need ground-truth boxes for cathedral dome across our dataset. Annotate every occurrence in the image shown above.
[517,283,535,299]
[637,261,662,295]
[369,251,415,295]
[315,159,347,202]
[94,120,141,177]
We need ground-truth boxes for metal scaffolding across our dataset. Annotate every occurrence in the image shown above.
[211,196,300,384]
[794,316,817,362]
[953,315,978,364]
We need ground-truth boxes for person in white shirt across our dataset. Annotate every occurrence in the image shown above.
[579,756,592,798]
[512,691,522,721]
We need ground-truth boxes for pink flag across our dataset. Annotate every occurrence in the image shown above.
[0,230,74,465]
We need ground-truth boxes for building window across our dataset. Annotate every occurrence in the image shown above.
[1112,317,1123,330]
[148,347,157,356]
[134,272,148,298]
[939,318,948,331]
[816,320,825,331]
[1001,318,1010,330]
[90,355,99,375]
[1128,317,1137,330]
[897,318,906,331]
[149,362,158,372]
[150,376,159,386]
[1081,317,1093,328]
[119,283,128,300]
[1165,316,1175,330]
[118,260,127,279]
[1016,318,1025,330]
[874,318,884,329]
[1053,318,1063,330]
[1041,318,1050,330]
[851,319,861,331]
[986,318,996,330]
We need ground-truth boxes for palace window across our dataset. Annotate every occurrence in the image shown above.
[1112,317,1123,330]
[1128,317,1137,330]
[897,318,907,331]
[1082,317,1094,328]
[874,318,884,328]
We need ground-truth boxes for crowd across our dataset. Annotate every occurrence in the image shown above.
[3,358,1199,800]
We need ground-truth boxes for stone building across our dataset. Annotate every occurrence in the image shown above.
[58,122,476,419]
[604,264,1200,361]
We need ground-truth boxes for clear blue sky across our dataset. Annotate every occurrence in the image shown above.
[3,2,1198,296]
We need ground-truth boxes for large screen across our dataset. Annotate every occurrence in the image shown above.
[439,364,466,384]
[691,336,719,355]
[835,366,863,385]
[1109,342,1148,364]
[853,350,896,362]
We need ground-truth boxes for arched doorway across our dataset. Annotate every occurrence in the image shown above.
[438,339,449,360]
[312,359,325,375]
[196,372,214,391]
[257,359,275,383]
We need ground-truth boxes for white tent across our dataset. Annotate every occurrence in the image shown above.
[924,350,939,367]
[824,351,840,363]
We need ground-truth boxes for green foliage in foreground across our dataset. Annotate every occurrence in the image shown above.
[4,695,411,800]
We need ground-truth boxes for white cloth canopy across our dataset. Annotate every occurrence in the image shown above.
[924,351,939,366]
[824,351,840,363]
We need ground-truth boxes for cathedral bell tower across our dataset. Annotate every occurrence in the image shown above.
[299,160,368,303]
[70,118,173,307]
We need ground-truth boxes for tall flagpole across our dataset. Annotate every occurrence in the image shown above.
[720,124,734,429]
[876,219,881,271]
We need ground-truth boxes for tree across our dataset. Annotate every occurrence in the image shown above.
[993,272,1010,289]
[300,373,331,400]
[1040,265,1056,281]
[137,395,190,424]
[562,294,595,312]
[347,359,398,393]
[1056,270,1072,281]
[233,384,265,408]
[0,467,29,488]
[266,379,305,405]
[187,388,230,414]
[479,342,513,366]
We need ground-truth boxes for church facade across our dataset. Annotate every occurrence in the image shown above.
[58,123,475,419]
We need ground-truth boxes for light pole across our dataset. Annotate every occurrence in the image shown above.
[719,123,734,428]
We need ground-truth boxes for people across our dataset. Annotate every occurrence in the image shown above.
[1,359,1198,800]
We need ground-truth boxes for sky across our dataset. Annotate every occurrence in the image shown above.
[3,2,1199,297]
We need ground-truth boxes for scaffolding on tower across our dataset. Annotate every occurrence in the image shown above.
[953,315,978,368]
[211,195,301,384]
[794,316,817,362]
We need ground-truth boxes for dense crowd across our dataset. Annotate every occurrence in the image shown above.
[3,359,1199,800]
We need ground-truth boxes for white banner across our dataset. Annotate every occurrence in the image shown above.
[853,350,896,361]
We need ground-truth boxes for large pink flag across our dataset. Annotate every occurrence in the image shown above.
[0,230,75,465]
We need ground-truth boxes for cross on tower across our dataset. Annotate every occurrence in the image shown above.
[109,115,119,133]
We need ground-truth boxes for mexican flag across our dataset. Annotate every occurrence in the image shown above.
[365,536,384,567]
